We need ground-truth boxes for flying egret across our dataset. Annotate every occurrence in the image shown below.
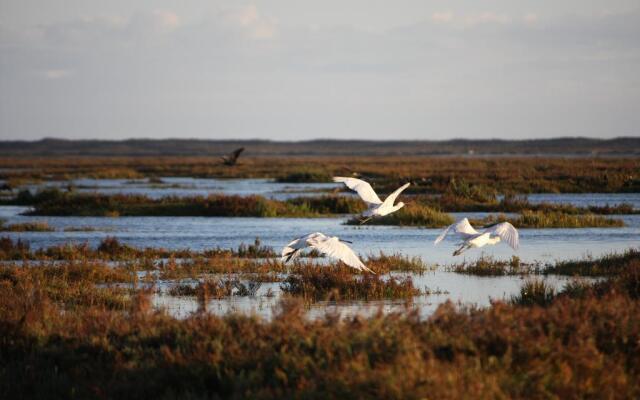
[221,147,244,166]
[333,177,410,224]
[282,232,375,273]
[434,218,519,256]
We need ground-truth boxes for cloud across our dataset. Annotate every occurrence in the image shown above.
[1,6,639,140]
[429,11,513,27]
[217,5,278,39]
[431,11,453,24]
[39,69,73,80]
[523,13,538,24]
[463,12,512,26]
[153,10,180,31]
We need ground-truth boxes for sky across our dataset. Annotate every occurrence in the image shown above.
[0,1,639,141]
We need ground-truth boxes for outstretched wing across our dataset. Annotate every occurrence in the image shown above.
[221,147,245,165]
[230,147,244,161]
[332,177,382,206]
[434,218,479,245]
[308,236,374,273]
[487,222,519,250]
[382,182,410,207]
[281,232,326,261]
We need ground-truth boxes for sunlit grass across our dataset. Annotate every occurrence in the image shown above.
[1,248,640,398]
[471,210,625,228]
[545,248,640,276]
[280,266,421,300]
[346,203,454,227]
[0,219,53,232]
[447,255,539,276]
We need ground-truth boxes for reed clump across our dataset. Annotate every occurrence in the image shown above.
[19,189,369,218]
[448,255,538,276]
[472,210,625,228]
[0,219,53,232]
[545,248,640,276]
[276,171,332,183]
[287,195,365,214]
[510,279,557,307]
[280,266,420,300]
[0,236,277,261]
[346,203,454,227]
[365,252,430,273]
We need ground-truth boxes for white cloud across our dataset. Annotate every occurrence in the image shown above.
[431,11,453,24]
[463,12,512,26]
[218,5,277,39]
[1,6,639,140]
[153,10,180,31]
[523,13,538,24]
[40,69,73,79]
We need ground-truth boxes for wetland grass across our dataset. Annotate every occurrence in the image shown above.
[0,236,276,261]
[2,252,640,398]
[471,210,625,228]
[510,279,557,307]
[0,219,53,232]
[346,203,454,227]
[275,170,332,183]
[18,189,366,217]
[2,156,638,193]
[280,266,421,300]
[544,248,640,276]
[448,255,539,276]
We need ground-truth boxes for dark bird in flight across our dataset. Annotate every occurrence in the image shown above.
[221,147,245,166]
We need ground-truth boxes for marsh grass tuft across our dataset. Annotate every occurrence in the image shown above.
[365,252,431,273]
[510,279,556,307]
[20,189,368,218]
[346,203,454,227]
[281,266,420,300]
[0,236,277,261]
[0,219,53,232]
[448,255,537,276]
[545,248,640,276]
[471,210,625,228]
[276,171,332,183]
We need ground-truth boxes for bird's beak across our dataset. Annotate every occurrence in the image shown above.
[339,239,353,244]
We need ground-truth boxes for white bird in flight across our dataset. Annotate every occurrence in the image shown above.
[434,218,520,256]
[281,232,375,273]
[333,177,410,224]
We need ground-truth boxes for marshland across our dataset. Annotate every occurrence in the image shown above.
[1,145,639,398]
[3,0,640,395]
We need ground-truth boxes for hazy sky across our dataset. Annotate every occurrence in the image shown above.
[1,1,639,141]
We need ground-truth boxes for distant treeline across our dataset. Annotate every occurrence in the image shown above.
[1,137,639,156]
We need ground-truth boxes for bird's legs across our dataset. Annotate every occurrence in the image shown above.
[359,216,372,225]
[453,243,472,256]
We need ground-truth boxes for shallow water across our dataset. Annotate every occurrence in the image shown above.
[2,179,639,320]
[20,177,342,200]
[15,177,640,208]
[150,271,576,321]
